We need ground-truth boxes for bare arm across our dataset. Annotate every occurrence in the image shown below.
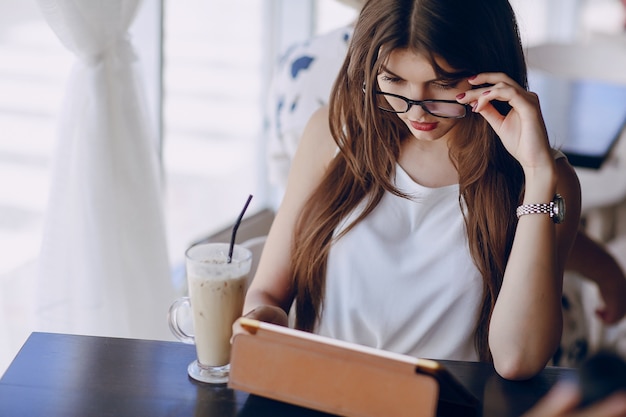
[490,157,581,380]
[458,73,582,379]
[237,106,338,327]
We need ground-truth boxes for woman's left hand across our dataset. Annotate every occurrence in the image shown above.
[456,73,553,172]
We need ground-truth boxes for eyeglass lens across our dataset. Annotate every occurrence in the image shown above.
[376,93,466,118]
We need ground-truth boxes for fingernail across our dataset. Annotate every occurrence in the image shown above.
[482,90,491,95]
[468,75,478,80]
[472,102,478,112]
[456,93,466,99]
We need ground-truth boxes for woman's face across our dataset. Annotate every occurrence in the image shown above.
[376,48,471,144]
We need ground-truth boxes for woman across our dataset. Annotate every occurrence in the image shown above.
[239,0,581,380]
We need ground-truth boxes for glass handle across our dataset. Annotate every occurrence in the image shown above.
[168,297,195,344]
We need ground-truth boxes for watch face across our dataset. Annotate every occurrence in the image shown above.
[553,194,566,224]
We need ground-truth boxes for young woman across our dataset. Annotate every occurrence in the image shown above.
[238,0,581,381]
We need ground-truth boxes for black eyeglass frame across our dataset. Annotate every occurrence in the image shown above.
[373,90,470,119]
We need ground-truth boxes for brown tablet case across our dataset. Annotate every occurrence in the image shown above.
[229,319,448,417]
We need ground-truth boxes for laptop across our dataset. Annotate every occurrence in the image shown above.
[529,69,626,169]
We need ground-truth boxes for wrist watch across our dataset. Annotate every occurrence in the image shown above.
[516,194,566,224]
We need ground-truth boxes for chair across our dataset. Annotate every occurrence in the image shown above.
[172,208,275,295]
[191,208,275,248]
[192,207,274,284]
[240,235,268,286]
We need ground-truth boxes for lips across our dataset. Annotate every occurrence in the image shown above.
[409,120,438,131]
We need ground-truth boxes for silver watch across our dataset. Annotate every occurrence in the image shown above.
[516,194,566,224]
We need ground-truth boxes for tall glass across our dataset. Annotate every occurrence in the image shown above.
[168,242,252,384]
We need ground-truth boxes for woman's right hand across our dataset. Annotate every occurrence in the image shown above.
[231,305,289,342]
[459,72,554,173]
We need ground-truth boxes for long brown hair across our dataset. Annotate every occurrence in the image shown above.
[290,0,526,361]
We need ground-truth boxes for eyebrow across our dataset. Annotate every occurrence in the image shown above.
[379,64,463,84]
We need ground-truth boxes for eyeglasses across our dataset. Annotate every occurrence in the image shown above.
[374,91,469,119]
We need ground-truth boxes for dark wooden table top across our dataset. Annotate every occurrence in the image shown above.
[0,332,576,417]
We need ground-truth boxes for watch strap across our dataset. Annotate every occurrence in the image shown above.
[516,201,554,219]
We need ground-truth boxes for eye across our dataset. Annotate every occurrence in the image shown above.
[432,80,460,90]
[379,74,402,84]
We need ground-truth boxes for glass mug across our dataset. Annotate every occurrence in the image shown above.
[168,242,252,384]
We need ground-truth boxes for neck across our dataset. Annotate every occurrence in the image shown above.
[398,136,458,188]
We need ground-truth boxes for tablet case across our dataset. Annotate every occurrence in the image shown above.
[229,318,478,417]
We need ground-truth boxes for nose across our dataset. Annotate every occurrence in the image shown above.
[405,86,428,117]
[406,101,428,118]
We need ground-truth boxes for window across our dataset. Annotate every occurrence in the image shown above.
[162,0,266,288]
[0,1,71,372]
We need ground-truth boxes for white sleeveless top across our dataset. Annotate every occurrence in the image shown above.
[316,164,482,361]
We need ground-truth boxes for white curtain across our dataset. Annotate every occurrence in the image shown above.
[36,0,175,340]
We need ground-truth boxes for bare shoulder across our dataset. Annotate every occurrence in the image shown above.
[297,106,337,163]
[285,105,337,191]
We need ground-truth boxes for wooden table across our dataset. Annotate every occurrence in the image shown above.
[0,332,576,417]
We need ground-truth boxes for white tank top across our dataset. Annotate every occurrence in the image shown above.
[317,163,482,361]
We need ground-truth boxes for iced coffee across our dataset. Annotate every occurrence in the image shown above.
[169,242,252,384]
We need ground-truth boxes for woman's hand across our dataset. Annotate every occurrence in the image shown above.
[231,305,289,342]
[456,73,554,172]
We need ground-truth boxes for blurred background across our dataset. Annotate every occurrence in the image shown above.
[0,0,625,373]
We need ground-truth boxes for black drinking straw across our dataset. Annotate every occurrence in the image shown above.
[228,194,253,263]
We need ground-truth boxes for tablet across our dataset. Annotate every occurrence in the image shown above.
[229,319,479,417]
